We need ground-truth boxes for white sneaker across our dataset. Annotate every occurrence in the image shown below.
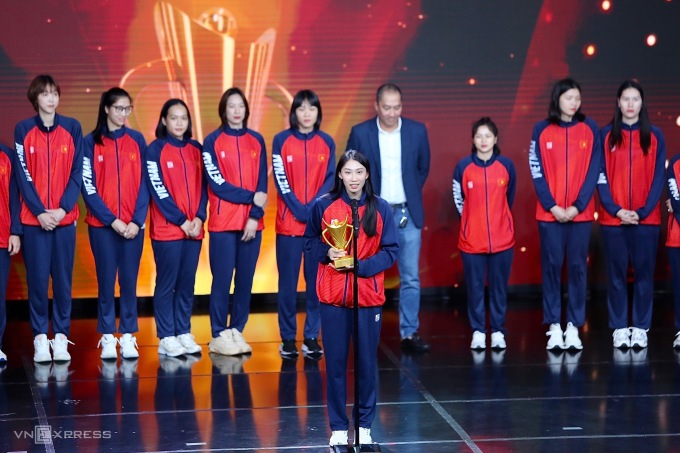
[208,329,242,356]
[33,334,52,363]
[177,333,202,354]
[612,328,631,348]
[230,328,252,354]
[0,348,7,362]
[329,430,348,446]
[546,324,565,350]
[158,336,186,357]
[119,333,140,359]
[98,334,117,360]
[357,427,373,444]
[490,331,506,349]
[51,333,73,361]
[630,327,648,349]
[674,331,680,350]
[563,322,583,350]
[470,331,486,350]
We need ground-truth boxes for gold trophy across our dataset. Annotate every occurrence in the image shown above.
[322,217,354,269]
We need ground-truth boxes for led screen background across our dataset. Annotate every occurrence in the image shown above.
[1,0,679,299]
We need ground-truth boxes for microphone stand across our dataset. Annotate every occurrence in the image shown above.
[332,199,379,453]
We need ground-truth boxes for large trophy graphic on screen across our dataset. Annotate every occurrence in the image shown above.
[120,1,289,141]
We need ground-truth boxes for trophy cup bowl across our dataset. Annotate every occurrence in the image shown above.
[321,217,354,269]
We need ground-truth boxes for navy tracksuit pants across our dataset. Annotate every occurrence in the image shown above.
[320,303,382,431]
[461,248,513,334]
[209,231,262,337]
[151,238,202,339]
[537,221,591,326]
[276,234,320,341]
[602,225,659,330]
[667,247,680,331]
[0,250,10,349]
[23,224,76,336]
[89,226,144,334]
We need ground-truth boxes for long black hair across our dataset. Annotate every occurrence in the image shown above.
[547,78,586,124]
[155,99,193,139]
[327,150,378,237]
[218,87,249,128]
[92,87,131,145]
[470,116,501,155]
[607,79,651,155]
[289,89,322,131]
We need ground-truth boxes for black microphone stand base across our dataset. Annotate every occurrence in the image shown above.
[329,443,382,452]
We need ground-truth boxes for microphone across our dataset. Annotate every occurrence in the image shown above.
[351,199,360,232]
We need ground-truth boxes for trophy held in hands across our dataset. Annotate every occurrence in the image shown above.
[322,217,354,270]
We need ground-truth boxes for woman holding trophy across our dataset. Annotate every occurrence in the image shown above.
[304,150,399,447]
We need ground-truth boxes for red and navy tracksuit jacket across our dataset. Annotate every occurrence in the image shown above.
[202,126,267,232]
[452,154,516,254]
[597,123,665,226]
[0,145,22,247]
[272,128,335,235]
[13,114,83,226]
[666,154,680,330]
[145,136,207,240]
[529,118,600,222]
[668,154,680,247]
[82,126,149,227]
[304,191,399,308]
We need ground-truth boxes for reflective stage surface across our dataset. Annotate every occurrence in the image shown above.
[1,297,680,452]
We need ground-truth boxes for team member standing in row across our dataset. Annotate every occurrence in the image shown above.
[203,88,267,357]
[145,99,206,357]
[0,143,22,362]
[667,152,680,350]
[453,117,516,350]
[14,75,83,363]
[529,78,600,351]
[598,80,665,349]
[273,90,335,359]
[82,87,149,360]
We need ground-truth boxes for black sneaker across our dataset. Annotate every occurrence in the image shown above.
[302,338,323,355]
[400,334,431,352]
[279,339,298,357]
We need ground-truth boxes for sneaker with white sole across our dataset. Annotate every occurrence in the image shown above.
[612,328,631,348]
[490,331,506,349]
[470,331,486,350]
[119,333,140,359]
[209,329,241,356]
[0,349,5,362]
[563,322,583,350]
[158,336,186,357]
[177,333,202,354]
[674,331,680,350]
[51,333,73,361]
[546,324,565,350]
[357,427,373,444]
[279,339,299,358]
[98,334,118,360]
[231,329,252,354]
[630,327,648,349]
[33,334,51,363]
[329,430,348,446]
[302,337,323,355]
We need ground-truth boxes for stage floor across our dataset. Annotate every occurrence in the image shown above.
[1,297,680,452]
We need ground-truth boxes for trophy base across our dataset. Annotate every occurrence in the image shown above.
[333,256,354,270]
